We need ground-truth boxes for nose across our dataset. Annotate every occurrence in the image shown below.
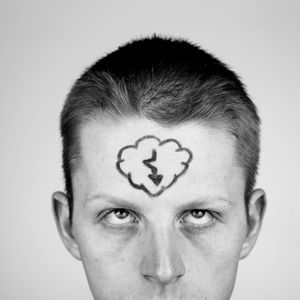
[140,226,186,286]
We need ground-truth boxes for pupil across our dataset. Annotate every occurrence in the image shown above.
[115,209,128,219]
[191,209,204,218]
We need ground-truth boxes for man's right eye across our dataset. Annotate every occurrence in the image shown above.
[103,209,138,225]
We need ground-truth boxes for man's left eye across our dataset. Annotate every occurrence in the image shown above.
[181,209,214,226]
[104,209,137,225]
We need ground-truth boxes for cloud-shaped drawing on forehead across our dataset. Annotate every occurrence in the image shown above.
[116,135,193,197]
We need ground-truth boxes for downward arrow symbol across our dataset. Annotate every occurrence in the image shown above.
[143,149,163,186]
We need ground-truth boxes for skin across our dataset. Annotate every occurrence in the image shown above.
[52,117,266,300]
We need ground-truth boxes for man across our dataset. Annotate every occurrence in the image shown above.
[52,36,266,300]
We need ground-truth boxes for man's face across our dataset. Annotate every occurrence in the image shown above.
[56,117,260,300]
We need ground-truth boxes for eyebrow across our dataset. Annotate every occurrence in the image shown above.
[85,193,142,212]
[174,198,234,211]
[85,192,233,212]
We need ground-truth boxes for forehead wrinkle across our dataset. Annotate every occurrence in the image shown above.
[175,197,234,211]
[84,191,233,212]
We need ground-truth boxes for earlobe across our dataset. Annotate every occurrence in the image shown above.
[240,188,266,260]
[52,191,81,260]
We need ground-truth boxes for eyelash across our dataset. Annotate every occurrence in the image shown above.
[99,208,218,228]
[180,209,218,228]
[100,209,138,223]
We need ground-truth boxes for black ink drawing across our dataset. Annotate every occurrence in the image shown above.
[143,149,163,186]
[116,135,193,197]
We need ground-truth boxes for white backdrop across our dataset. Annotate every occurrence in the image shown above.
[0,0,299,299]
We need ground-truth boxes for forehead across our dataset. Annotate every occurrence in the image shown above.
[74,117,244,205]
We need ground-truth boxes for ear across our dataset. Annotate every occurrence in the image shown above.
[240,188,267,259]
[52,191,81,260]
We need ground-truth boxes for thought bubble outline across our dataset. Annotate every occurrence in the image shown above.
[116,135,193,197]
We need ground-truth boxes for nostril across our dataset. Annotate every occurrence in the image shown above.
[143,274,153,282]
[143,265,185,285]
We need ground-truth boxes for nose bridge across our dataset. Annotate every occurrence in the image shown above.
[141,223,185,285]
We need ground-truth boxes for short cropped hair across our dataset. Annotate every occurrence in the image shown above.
[60,35,260,220]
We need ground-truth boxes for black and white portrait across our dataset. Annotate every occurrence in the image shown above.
[1,1,299,299]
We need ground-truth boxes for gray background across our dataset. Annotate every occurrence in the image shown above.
[0,0,299,299]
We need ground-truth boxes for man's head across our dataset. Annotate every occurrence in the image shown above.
[52,36,266,300]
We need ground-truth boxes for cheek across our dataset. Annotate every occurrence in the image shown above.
[181,221,247,295]
[73,221,142,286]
